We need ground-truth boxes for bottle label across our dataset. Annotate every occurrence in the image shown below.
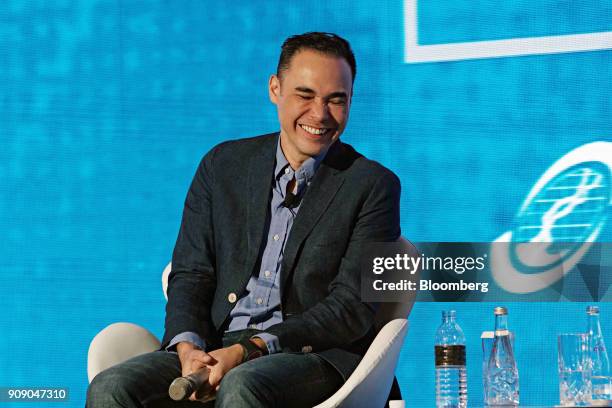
[435,345,466,366]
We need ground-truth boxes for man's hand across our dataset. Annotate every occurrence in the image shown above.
[206,338,268,389]
[177,339,268,400]
[176,342,217,401]
[206,344,244,390]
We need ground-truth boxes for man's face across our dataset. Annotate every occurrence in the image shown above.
[269,49,353,166]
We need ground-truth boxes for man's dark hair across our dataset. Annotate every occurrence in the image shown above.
[277,32,356,84]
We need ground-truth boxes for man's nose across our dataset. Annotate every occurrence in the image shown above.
[309,98,330,121]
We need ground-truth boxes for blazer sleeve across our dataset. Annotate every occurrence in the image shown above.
[265,171,401,352]
[160,149,218,350]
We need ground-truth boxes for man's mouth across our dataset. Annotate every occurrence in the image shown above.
[299,124,332,136]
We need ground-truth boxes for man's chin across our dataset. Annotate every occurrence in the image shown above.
[299,143,330,158]
[302,137,339,155]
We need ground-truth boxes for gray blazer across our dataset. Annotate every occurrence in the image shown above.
[161,132,401,380]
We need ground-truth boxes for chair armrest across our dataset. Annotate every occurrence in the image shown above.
[314,319,409,408]
[87,322,161,383]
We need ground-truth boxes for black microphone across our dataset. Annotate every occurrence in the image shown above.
[283,191,301,209]
[168,367,211,401]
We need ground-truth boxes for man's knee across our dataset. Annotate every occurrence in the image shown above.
[86,365,138,407]
[215,363,274,407]
[87,351,185,408]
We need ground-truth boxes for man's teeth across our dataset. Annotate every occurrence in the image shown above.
[300,124,328,135]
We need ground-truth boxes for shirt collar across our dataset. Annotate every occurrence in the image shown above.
[274,134,328,182]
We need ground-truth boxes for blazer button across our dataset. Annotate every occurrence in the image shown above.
[228,292,237,303]
[301,345,312,353]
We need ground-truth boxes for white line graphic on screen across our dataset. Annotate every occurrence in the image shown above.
[404,0,612,63]
[490,142,612,294]
[531,169,603,242]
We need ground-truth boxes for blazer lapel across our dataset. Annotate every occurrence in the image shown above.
[280,146,346,294]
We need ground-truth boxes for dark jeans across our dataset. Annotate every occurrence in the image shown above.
[86,330,343,408]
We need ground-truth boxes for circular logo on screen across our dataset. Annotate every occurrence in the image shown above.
[491,142,612,294]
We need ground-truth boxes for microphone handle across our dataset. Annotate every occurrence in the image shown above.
[168,367,210,401]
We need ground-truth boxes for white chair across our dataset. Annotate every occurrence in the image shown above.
[88,239,417,407]
[313,318,409,408]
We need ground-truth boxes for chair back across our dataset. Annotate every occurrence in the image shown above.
[162,262,171,300]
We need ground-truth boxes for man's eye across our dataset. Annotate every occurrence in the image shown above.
[297,94,312,100]
[330,98,346,105]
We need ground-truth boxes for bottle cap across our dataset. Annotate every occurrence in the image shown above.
[442,310,456,319]
[587,305,600,315]
[494,306,508,315]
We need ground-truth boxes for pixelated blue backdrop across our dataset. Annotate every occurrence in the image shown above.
[1,0,611,406]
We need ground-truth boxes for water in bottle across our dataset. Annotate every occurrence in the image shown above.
[435,310,467,408]
[587,305,611,400]
[486,306,519,406]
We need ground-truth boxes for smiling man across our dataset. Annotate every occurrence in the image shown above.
[270,42,352,169]
[87,32,401,408]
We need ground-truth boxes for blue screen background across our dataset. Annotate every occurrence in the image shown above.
[1,1,611,406]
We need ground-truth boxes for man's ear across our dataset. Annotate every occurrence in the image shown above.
[269,75,280,104]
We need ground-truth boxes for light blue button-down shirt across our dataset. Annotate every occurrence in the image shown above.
[168,136,326,354]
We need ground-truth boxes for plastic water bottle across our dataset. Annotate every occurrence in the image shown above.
[586,305,611,400]
[486,306,519,406]
[435,310,467,408]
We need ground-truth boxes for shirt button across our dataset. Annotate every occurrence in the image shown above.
[284,167,290,174]
[228,292,237,303]
[256,297,263,305]
[301,345,313,353]
[264,270,271,278]
[249,323,257,329]
[273,234,280,241]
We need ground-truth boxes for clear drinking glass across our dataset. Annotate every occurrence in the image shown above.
[558,333,592,407]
